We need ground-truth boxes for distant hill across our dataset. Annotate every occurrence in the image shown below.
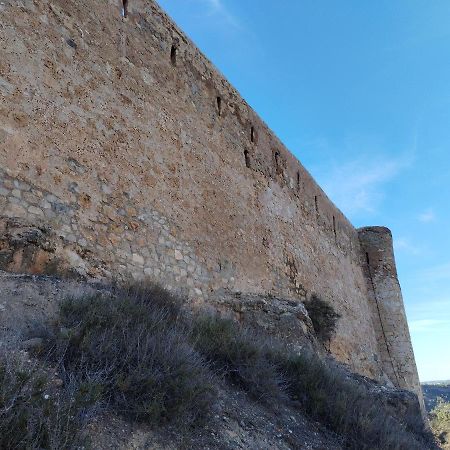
[422,382,450,412]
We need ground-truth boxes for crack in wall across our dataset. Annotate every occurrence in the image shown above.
[365,252,401,387]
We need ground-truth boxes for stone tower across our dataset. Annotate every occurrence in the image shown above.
[359,227,422,401]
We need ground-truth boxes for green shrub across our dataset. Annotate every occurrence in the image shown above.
[192,315,286,404]
[278,350,434,450]
[0,351,92,450]
[191,314,434,450]
[304,295,341,343]
[49,284,216,426]
[430,398,450,447]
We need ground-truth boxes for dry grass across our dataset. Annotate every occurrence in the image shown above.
[279,350,435,449]
[48,283,217,426]
[192,315,286,404]
[0,351,93,450]
[192,314,435,450]
[430,399,450,448]
[0,283,437,449]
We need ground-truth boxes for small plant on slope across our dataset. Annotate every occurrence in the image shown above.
[304,295,341,343]
[192,315,286,404]
[0,351,92,450]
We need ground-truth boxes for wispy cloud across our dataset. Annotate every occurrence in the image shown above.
[317,153,412,218]
[410,319,450,333]
[394,237,422,255]
[199,0,241,30]
[297,132,418,221]
[160,0,242,32]
[419,208,436,223]
[408,298,450,316]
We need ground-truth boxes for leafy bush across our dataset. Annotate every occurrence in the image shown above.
[430,398,450,447]
[50,284,216,426]
[0,351,92,450]
[192,315,286,404]
[304,295,341,343]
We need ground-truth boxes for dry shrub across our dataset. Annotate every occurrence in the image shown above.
[50,283,216,426]
[279,350,436,450]
[0,351,93,450]
[191,314,435,450]
[430,398,450,448]
[192,315,286,404]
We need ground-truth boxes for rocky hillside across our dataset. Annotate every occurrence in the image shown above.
[0,270,436,449]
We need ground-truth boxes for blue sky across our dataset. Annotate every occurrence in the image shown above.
[157,0,450,382]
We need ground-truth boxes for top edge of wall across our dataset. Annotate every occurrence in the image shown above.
[136,0,358,232]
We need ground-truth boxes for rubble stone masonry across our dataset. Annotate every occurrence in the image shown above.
[0,0,421,398]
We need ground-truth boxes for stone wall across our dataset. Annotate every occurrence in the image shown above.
[0,0,420,396]
[358,227,422,400]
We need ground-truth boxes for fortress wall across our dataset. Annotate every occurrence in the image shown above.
[0,0,418,388]
[358,227,422,398]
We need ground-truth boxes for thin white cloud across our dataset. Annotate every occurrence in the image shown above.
[298,133,417,221]
[419,208,436,223]
[409,319,450,333]
[394,237,422,255]
[200,0,241,30]
[318,154,412,218]
[408,298,450,316]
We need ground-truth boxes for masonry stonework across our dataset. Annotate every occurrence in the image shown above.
[358,227,422,397]
[0,0,421,398]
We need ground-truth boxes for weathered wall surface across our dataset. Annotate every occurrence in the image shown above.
[0,0,420,395]
[358,227,422,398]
